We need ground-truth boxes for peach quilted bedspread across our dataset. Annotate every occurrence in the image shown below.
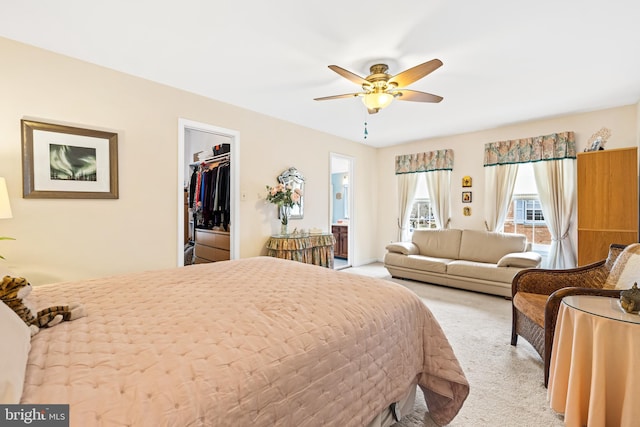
[21,257,468,426]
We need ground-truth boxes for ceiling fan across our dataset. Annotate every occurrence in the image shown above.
[314,59,443,114]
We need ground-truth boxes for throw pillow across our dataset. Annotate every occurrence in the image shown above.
[385,242,419,255]
[0,300,31,404]
[604,243,640,290]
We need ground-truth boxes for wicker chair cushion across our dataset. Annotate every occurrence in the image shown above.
[513,292,548,328]
[604,243,640,290]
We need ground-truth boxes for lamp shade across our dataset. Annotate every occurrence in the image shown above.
[0,178,12,219]
[362,92,394,111]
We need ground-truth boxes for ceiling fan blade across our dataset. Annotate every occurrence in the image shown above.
[328,65,369,86]
[388,59,443,88]
[314,93,361,101]
[394,89,443,103]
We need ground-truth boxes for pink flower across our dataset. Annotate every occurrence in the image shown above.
[265,182,302,207]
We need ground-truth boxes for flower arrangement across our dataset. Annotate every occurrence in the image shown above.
[265,183,302,226]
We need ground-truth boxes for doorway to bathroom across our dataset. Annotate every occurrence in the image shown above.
[329,153,354,270]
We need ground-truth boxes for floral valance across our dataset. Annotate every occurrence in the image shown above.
[483,131,576,166]
[395,149,454,175]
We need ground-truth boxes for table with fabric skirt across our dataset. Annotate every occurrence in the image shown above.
[266,234,336,268]
[548,295,640,427]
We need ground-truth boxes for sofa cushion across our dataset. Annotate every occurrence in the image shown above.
[384,253,451,274]
[446,260,522,284]
[458,230,527,264]
[385,242,419,255]
[411,229,463,259]
[512,292,548,328]
[497,252,541,268]
[405,255,452,274]
[604,243,640,290]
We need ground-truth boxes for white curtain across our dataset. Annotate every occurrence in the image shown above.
[425,170,451,229]
[484,164,519,231]
[397,174,419,241]
[532,159,576,268]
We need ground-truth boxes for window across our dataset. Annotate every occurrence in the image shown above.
[410,199,436,230]
[409,174,437,231]
[514,199,545,225]
[503,163,551,263]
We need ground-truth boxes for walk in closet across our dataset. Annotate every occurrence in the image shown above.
[187,144,231,264]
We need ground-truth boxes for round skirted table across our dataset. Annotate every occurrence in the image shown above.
[547,294,640,427]
[266,233,336,268]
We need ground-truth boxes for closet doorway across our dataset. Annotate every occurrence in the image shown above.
[329,153,354,270]
[177,118,240,266]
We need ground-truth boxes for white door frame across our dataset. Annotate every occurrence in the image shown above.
[329,152,355,267]
[177,118,240,265]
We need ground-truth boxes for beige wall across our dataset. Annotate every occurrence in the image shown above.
[2,37,637,284]
[0,37,378,284]
[376,104,639,260]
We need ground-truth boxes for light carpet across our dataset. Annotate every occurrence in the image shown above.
[342,264,564,427]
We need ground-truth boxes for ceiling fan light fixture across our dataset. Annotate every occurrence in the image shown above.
[317,59,443,115]
[362,91,394,111]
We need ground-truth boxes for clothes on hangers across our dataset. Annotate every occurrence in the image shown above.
[189,156,231,231]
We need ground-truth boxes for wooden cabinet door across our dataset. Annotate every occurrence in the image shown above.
[577,147,638,265]
[332,225,348,258]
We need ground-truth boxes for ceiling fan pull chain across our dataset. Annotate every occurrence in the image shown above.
[364,120,368,139]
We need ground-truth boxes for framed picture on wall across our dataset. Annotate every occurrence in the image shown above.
[462,191,472,203]
[462,176,472,187]
[21,120,118,199]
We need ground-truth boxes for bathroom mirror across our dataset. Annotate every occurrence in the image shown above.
[278,167,304,219]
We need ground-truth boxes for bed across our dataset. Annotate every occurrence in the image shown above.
[5,256,468,426]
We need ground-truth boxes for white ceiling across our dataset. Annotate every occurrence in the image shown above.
[1,1,639,148]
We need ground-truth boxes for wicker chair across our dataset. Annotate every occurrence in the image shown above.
[510,243,626,387]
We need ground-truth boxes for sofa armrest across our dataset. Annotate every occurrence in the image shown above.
[497,251,541,268]
[385,242,419,255]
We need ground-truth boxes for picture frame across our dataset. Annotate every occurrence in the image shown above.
[462,191,472,203]
[463,206,472,216]
[462,176,472,187]
[21,120,118,199]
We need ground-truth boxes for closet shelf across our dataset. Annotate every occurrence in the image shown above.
[189,152,230,167]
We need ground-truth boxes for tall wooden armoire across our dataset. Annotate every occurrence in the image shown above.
[577,147,638,265]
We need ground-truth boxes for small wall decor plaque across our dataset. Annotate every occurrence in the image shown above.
[462,176,472,187]
[463,207,471,216]
[462,191,472,203]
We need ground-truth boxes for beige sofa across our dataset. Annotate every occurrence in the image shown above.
[384,229,542,297]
